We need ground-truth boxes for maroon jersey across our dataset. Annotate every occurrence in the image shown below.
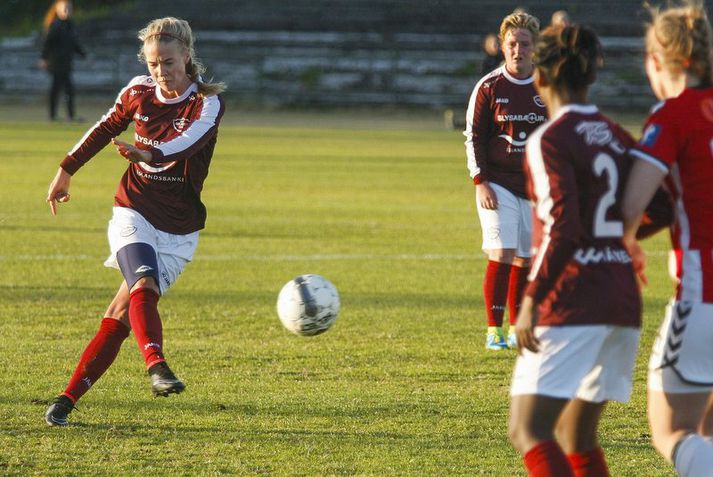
[464,66,547,197]
[524,104,641,327]
[60,75,226,234]
[631,88,713,303]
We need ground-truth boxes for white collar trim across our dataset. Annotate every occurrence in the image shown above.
[155,82,198,104]
[501,66,534,85]
[551,104,599,122]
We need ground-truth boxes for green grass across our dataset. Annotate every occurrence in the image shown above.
[0,106,675,475]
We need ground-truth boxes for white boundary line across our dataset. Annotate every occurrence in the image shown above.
[0,251,672,261]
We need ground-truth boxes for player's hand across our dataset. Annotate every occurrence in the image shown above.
[476,182,498,210]
[38,59,48,70]
[47,167,71,216]
[112,138,151,164]
[514,296,540,355]
[624,236,648,288]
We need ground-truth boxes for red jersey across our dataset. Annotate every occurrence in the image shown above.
[631,87,713,303]
[60,75,226,234]
[463,66,547,197]
[524,104,641,327]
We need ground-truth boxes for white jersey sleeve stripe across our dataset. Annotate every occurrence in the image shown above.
[66,77,145,157]
[525,122,555,281]
[630,148,670,173]
[156,95,221,158]
[463,67,501,179]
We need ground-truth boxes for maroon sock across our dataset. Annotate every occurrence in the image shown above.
[567,447,609,477]
[483,260,511,327]
[508,265,530,326]
[62,318,130,403]
[129,288,165,369]
[523,440,574,477]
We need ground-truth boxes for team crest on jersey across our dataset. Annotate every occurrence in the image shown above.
[533,95,546,108]
[172,117,190,132]
[641,124,662,147]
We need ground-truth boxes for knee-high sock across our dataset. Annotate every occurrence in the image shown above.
[63,318,130,403]
[523,440,574,477]
[508,265,530,326]
[567,447,609,477]
[484,260,511,327]
[129,288,165,369]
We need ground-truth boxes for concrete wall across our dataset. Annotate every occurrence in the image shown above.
[0,29,654,111]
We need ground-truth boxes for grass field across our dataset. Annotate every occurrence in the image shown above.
[0,102,675,476]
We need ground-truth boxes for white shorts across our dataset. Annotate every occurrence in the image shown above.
[511,325,640,403]
[104,207,199,294]
[648,300,713,393]
[476,182,531,257]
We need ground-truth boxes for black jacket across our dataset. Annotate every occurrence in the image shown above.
[41,19,85,73]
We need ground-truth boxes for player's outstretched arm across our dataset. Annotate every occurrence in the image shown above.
[47,167,71,216]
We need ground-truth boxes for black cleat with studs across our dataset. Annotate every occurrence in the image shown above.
[149,362,186,397]
[45,395,75,427]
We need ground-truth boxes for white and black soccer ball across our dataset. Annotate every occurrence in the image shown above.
[276,274,340,336]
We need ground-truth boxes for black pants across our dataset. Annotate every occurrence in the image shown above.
[49,69,75,120]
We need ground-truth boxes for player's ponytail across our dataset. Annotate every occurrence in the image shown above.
[138,17,226,96]
[647,1,713,86]
[534,24,602,93]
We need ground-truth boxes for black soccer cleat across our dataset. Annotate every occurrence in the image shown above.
[45,395,75,427]
[148,362,186,397]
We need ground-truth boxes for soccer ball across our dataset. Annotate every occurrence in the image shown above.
[276,274,340,336]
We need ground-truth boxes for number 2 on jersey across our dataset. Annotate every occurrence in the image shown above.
[592,152,623,237]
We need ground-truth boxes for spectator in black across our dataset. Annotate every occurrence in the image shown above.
[480,33,504,75]
[39,0,85,122]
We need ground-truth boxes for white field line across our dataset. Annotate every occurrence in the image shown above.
[0,251,672,261]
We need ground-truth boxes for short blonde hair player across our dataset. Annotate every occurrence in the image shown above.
[463,12,544,350]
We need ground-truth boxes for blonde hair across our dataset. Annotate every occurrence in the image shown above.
[647,1,713,85]
[43,0,70,32]
[138,17,226,96]
[499,12,540,43]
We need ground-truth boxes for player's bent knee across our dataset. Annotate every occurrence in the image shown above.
[508,419,535,454]
[116,242,160,293]
[487,249,517,263]
[130,276,160,294]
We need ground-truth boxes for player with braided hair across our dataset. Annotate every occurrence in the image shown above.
[44,17,226,426]
[508,23,642,476]
[622,2,713,475]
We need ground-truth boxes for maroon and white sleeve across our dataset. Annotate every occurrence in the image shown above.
[149,95,225,164]
[59,78,140,175]
[524,127,581,303]
[463,71,496,184]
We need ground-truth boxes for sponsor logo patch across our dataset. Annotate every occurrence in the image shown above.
[701,98,713,122]
[641,124,662,147]
[497,113,546,124]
